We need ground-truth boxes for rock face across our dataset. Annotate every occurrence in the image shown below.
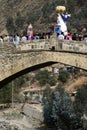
[0,0,87,34]
[0,0,55,34]
[23,104,43,122]
[0,119,36,130]
[0,121,21,130]
[0,104,43,130]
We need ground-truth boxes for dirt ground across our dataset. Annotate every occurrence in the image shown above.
[65,76,87,94]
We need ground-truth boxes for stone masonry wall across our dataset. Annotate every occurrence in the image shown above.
[0,39,87,83]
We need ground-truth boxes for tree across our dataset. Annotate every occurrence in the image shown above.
[74,84,87,130]
[52,86,79,130]
[0,83,12,104]
[0,81,20,104]
[43,85,81,130]
[35,70,50,85]
[6,16,15,35]
[43,85,52,104]
[15,12,25,34]
[35,70,57,86]
[75,84,87,114]
[48,77,57,86]
[43,86,54,125]
[58,70,69,83]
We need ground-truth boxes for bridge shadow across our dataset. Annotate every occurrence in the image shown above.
[0,61,57,88]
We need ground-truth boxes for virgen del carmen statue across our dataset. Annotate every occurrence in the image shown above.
[55,6,71,36]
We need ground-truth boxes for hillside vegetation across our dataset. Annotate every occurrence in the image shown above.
[0,0,87,34]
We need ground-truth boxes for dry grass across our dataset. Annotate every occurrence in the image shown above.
[65,76,87,94]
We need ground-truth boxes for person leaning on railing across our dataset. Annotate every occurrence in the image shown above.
[0,36,3,43]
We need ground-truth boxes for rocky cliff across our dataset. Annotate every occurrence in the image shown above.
[0,0,87,34]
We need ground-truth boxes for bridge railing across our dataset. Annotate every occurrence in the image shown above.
[57,40,87,53]
[0,38,87,53]
[51,37,87,53]
[14,39,51,50]
[0,42,16,55]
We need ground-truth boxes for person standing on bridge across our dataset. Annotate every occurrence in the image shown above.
[21,35,27,43]
[0,36,3,43]
[58,32,65,40]
[14,34,20,44]
[27,23,33,41]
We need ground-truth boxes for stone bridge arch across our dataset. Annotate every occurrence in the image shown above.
[0,61,57,87]
[0,50,87,88]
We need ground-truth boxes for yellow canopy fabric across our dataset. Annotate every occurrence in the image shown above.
[56,6,66,13]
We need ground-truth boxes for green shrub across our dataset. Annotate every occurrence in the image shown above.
[58,70,69,83]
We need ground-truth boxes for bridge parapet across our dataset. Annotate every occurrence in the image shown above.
[0,38,87,53]
[0,42,16,55]
[15,39,51,50]
[56,40,87,53]
[48,37,87,53]
[16,37,87,53]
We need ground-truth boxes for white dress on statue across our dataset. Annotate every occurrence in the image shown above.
[57,13,68,35]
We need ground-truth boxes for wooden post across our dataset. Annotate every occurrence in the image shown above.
[12,81,14,108]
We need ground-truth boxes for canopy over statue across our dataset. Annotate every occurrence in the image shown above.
[55,6,71,35]
[56,6,66,13]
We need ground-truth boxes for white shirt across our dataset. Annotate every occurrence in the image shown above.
[0,38,3,43]
[21,36,27,42]
[58,34,64,40]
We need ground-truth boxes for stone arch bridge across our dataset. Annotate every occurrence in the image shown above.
[0,38,87,87]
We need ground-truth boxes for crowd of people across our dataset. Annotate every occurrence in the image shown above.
[0,30,87,44]
[0,32,51,44]
[57,31,87,42]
